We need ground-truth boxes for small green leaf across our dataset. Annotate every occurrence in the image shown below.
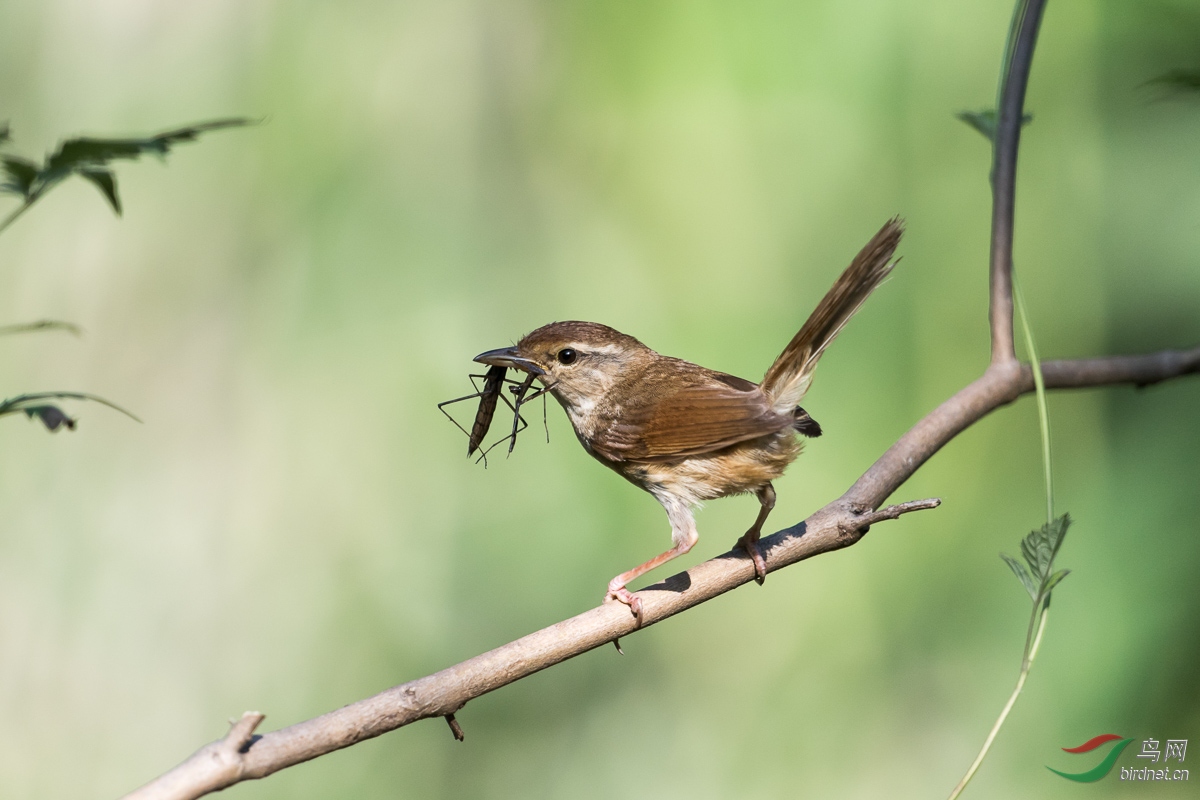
[1,155,38,198]
[1018,513,1072,581]
[0,122,10,145]
[79,169,121,215]
[958,110,999,141]
[1044,513,1071,562]
[44,118,253,177]
[1007,514,1073,603]
[23,405,76,431]
[1020,529,1050,580]
[0,390,141,424]
[956,109,1034,142]
[1043,568,1070,595]
[1002,553,1038,600]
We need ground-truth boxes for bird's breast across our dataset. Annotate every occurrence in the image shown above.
[635,431,804,505]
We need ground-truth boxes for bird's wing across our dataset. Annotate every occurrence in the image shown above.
[591,370,792,461]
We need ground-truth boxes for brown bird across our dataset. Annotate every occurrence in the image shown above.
[474,219,903,623]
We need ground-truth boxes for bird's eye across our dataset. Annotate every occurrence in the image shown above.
[557,348,578,365]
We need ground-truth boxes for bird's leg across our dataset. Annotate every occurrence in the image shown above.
[735,482,775,585]
[606,496,698,627]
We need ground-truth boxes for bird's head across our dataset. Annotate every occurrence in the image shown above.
[474,321,650,412]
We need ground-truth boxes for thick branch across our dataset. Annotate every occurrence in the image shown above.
[1038,348,1200,388]
[121,344,1199,800]
[989,0,1047,364]
[848,346,1200,506]
[124,713,264,800]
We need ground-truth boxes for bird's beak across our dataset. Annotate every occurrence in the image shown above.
[473,346,546,376]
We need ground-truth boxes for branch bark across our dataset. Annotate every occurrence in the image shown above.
[989,0,1047,365]
[123,713,264,800]
[121,344,1200,800]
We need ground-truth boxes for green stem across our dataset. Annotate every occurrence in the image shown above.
[1019,591,1041,667]
[950,1,1056,794]
[1026,598,1050,664]
[947,606,1050,800]
[1014,276,1054,525]
[0,198,34,236]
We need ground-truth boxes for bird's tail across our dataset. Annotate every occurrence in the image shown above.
[760,218,904,414]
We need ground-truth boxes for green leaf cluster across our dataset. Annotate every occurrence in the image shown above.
[1001,513,1071,603]
[1,118,251,226]
[0,117,251,433]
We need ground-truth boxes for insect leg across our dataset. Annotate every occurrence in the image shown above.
[438,391,487,438]
[475,384,528,463]
[511,382,554,444]
[505,373,538,454]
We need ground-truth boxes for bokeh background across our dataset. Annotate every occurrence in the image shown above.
[1,1,1198,797]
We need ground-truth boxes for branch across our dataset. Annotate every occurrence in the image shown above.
[989,0,1048,364]
[121,344,1200,800]
[123,713,264,800]
[1038,349,1200,389]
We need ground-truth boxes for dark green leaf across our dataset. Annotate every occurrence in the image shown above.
[0,117,253,230]
[1006,514,1073,604]
[1020,528,1050,579]
[44,118,253,176]
[1001,553,1038,600]
[23,405,76,431]
[79,169,121,215]
[0,122,9,145]
[1044,513,1071,563]
[1018,513,1071,582]
[957,110,998,141]
[2,155,38,198]
[956,109,1034,142]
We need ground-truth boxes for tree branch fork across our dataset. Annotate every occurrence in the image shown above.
[122,343,1199,800]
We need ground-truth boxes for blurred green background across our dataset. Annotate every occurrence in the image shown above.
[1,1,1198,798]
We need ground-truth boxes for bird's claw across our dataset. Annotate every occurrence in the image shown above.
[606,586,644,627]
[737,534,768,585]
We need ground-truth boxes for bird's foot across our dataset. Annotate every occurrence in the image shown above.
[605,585,644,627]
[736,533,768,585]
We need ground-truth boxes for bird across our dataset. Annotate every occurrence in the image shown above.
[473,218,903,624]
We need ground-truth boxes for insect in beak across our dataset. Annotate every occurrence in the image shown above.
[438,362,552,466]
